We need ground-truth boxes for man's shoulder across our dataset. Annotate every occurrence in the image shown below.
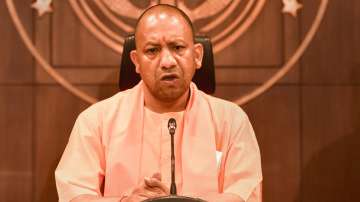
[199,91,247,118]
[79,88,133,119]
[197,91,254,147]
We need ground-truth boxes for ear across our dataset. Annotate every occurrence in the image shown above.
[193,43,203,70]
[130,50,140,74]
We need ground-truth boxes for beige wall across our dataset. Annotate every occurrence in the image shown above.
[1,1,359,202]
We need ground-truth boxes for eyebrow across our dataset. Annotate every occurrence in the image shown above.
[143,42,160,47]
[144,38,188,46]
[168,41,187,47]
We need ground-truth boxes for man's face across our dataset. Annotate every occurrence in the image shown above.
[130,12,203,102]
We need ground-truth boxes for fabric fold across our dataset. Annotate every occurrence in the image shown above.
[181,83,219,195]
[105,82,144,195]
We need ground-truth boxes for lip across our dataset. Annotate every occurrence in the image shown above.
[160,73,180,81]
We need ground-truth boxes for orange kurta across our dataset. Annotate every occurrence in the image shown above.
[55,81,262,202]
[140,107,184,193]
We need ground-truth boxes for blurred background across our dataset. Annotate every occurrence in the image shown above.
[1,0,359,202]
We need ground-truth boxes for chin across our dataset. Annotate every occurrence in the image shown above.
[157,88,186,102]
[150,80,190,102]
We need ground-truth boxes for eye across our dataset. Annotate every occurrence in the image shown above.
[145,47,159,55]
[173,45,185,52]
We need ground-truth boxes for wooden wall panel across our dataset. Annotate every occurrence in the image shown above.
[355,0,360,65]
[52,1,121,66]
[243,86,301,202]
[214,85,257,101]
[0,174,32,202]
[301,0,360,84]
[301,86,360,202]
[215,66,299,85]
[0,87,33,201]
[0,1,34,202]
[0,1,33,83]
[215,0,283,66]
[36,66,119,84]
[34,86,89,202]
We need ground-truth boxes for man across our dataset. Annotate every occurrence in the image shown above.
[55,4,262,202]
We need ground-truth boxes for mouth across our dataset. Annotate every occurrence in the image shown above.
[160,74,179,81]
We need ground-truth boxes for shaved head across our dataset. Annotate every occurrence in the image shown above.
[134,4,195,45]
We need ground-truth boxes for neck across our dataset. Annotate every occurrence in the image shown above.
[143,87,190,114]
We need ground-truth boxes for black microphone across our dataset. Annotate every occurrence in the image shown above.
[167,118,177,195]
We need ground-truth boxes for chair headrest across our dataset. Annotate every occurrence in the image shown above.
[119,35,215,94]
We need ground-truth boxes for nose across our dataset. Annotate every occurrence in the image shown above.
[159,48,176,70]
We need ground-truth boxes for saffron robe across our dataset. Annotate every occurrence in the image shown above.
[55,82,262,202]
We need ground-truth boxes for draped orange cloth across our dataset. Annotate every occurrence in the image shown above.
[55,81,262,202]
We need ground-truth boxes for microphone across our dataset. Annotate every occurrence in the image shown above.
[167,118,177,195]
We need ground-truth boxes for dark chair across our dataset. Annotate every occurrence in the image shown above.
[119,35,216,94]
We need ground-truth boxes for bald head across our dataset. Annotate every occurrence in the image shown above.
[134,4,195,45]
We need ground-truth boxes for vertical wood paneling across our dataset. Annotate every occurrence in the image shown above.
[0,87,33,201]
[215,0,283,66]
[34,86,89,202]
[0,1,33,83]
[0,173,32,202]
[243,86,301,202]
[301,87,360,202]
[301,0,360,84]
[0,1,34,202]
[52,1,121,66]
[354,0,360,65]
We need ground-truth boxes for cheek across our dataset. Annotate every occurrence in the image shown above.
[139,60,158,82]
[179,58,196,77]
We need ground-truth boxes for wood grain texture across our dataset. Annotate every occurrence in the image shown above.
[52,1,121,66]
[301,86,360,202]
[0,172,32,202]
[301,0,360,84]
[0,86,33,201]
[355,0,360,65]
[243,86,301,202]
[34,86,89,202]
[0,1,33,83]
[0,87,33,171]
[215,0,283,66]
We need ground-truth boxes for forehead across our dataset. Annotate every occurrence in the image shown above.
[136,11,193,44]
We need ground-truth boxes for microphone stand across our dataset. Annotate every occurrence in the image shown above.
[142,118,206,202]
[170,127,177,195]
